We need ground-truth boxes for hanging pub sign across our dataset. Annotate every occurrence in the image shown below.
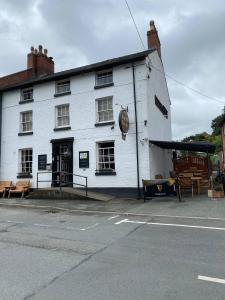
[38,154,47,171]
[79,151,89,168]
[119,109,129,140]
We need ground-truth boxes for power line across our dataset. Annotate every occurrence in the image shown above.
[124,0,145,50]
[149,63,224,105]
[124,0,225,106]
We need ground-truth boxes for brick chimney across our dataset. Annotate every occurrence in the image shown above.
[0,45,54,89]
[27,45,54,76]
[147,20,161,59]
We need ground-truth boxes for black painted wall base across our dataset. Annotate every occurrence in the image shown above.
[87,187,143,199]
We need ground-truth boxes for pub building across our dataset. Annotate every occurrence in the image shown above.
[0,22,172,196]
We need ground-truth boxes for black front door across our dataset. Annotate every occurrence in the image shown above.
[52,140,73,187]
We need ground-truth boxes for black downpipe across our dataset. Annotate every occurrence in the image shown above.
[132,64,141,199]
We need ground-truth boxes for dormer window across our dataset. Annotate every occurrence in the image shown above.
[20,88,33,103]
[55,80,71,96]
[95,69,113,89]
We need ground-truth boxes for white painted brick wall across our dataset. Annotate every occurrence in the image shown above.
[0,52,172,188]
[146,52,172,178]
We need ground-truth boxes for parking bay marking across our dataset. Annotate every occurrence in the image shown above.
[34,222,99,231]
[3,220,99,232]
[115,219,225,231]
[108,215,120,220]
[198,275,225,285]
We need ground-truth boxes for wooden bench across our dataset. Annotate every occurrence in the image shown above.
[8,180,30,198]
[0,181,12,198]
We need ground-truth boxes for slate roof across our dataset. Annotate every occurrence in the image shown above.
[0,49,155,92]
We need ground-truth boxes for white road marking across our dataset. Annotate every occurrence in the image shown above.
[4,202,225,223]
[34,223,52,228]
[80,223,99,231]
[198,275,225,285]
[6,220,24,224]
[146,222,225,231]
[108,215,120,220]
[2,202,225,222]
[34,223,99,231]
[65,226,82,230]
[115,219,225,231]
[115,219,129,225]
[2,219,99,232]
[153,215,225,221]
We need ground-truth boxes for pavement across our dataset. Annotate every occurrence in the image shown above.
[1,193,225,219]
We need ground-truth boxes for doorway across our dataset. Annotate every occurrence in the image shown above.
[51,138,73,187]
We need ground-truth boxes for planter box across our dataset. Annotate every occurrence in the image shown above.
[208,190,224,198]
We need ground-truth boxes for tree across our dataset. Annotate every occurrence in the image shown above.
[181,113,223,154]
[182,132,210,143]
[211,114,223,136]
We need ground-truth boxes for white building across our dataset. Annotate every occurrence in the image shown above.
[0,21,172,197]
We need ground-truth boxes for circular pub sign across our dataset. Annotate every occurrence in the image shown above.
[119,110,129,134]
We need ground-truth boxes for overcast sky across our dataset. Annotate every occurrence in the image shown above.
[0,0,224,140]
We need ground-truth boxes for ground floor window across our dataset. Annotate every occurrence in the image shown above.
[19,149,33,174]
[97,141,115,171]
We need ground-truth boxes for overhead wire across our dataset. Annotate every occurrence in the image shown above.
[124,0,224,106]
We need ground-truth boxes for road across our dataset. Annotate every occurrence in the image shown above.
[0,206,224,300]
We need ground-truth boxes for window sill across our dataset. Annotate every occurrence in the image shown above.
[95,121,115,127]
[94,83,114,89]
[54,91,71,97]
[95,171,116,176]
[54,126,71,131]
[18,131,33,136]
[17,173,33,179]
[19,99,34,104]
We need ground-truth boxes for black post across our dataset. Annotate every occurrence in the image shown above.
[37,173,39,189]
[85,177,87,197]
[132,64,141,199]
[59,171,62,198]
[207,149,210,179]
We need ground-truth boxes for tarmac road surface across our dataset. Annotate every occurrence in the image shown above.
[0,206,224,300]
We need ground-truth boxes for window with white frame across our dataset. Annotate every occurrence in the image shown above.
[56,80,70,94]
[20,111,33,133]
[97,142,115,171]
[96,69,113,86]
[56,104,70,128]
[21,88,33,102]
[19,149,33,174]
[96,97,113,123]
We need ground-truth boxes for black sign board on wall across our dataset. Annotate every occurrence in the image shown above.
[79,151,89,168]
[38,154,47,170]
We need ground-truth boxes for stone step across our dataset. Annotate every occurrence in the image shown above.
[27,187,114,202]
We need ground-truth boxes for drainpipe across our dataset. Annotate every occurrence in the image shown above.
[132,64,141,199]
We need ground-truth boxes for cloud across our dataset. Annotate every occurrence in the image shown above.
[0,0,224,140]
